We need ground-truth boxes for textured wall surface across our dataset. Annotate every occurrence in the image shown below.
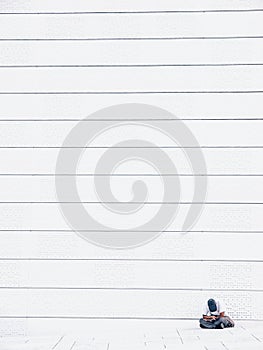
[0,0,262,336]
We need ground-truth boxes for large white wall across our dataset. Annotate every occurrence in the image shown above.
[0,0,263,336]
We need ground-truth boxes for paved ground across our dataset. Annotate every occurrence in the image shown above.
[0,321,262,349]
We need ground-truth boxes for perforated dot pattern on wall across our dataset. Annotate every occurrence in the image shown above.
[209,263,252,290]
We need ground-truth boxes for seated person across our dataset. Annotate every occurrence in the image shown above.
[199,298,235,329]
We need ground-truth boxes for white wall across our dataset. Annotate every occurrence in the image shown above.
[0,0,263,336]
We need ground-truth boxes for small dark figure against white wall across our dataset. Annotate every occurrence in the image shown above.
[200,299,235,329]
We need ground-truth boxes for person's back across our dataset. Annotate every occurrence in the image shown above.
[199,298,235,329]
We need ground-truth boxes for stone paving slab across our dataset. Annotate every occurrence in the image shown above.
[0,321,262,349]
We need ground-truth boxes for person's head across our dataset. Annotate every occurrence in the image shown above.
[207,298,217,313]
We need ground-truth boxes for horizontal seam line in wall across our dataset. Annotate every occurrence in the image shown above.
[1,174,263,177]
[2,119,263,121]
[1,229,263,233]
[1,64,263,68]
[1,9,263,14]
[1,91,263,95]
[0,258,262,262]
[0,317,209,320]
[0,317,259,321]
[0,146,263,149]
[2,37,263,41]
[0,287,261,292]
[1,202,263,205]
